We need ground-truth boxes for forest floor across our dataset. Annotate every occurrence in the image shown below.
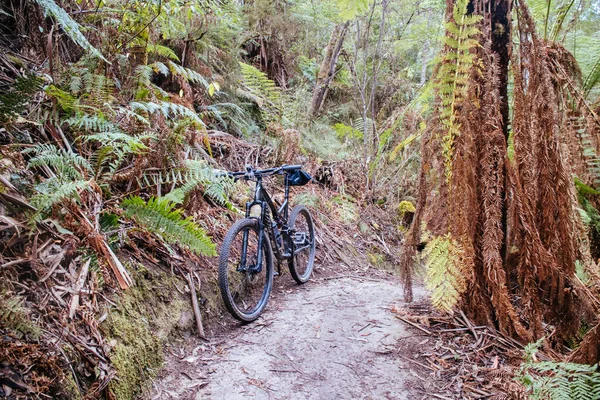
[149,263,434,400]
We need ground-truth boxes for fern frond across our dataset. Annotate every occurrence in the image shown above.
[83,131,154,153]
[434,0,482,183]
[238,62,283,121]
[0,292,41,339]
[351,117,374,139]
[583,52,600,96]
[333,123,363,141]
[122,196,217,256]
[163,160,235,208]
[519,340,600,399]
[549,0,576,42]
[64,114,118,133]
[148,44,180,61]
[134,65,154,85]
[24,144,92,180]
[46,85,77,112]
[31,179,90,212]
[423,234,468,312]
[150,61,171,77]
[0,74,42,123]
[117,106,150,125]
[130,100,206,127]
[34,0,107,62]
[168,61,209,87]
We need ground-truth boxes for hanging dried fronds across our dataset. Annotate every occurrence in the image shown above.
[403,0,596,351]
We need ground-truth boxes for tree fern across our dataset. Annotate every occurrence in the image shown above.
[34,0,107,62]
[121,196,216,256]
[423,234,469,312]
[435,0,482,183]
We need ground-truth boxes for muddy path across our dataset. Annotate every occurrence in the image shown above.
[151,270,429,400]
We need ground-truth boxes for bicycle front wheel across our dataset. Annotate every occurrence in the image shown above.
[288,205,316,284]
[218,218,274,322]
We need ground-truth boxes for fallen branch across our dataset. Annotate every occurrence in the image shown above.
[396,316,432,335]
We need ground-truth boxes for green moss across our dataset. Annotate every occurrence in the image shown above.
[104,307,162,399]
[101,263,192,399]
[397,200,416,216]
[367,252,385,266]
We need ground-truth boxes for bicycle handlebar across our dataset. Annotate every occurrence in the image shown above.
[226,164,302,180]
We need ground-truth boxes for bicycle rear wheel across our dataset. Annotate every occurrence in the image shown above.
[287,205,316,284]
[218,218,274,322]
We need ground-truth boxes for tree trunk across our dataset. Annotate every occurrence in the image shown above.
[310,21,349,117]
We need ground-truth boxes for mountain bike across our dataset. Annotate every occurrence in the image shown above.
[218,164,316,322]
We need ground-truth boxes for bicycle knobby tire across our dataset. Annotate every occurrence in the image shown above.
[288,205,316,284]
[218,218,274,322]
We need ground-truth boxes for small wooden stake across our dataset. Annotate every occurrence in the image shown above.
[69,258,90,319]
[187,272,206,339]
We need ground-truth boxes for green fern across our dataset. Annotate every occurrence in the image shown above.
[148,44,180,61]
[549,0,576,42]
[31,179,90,212]
[83,131,153,153]
[434,0,482,183]
[64,114,119,133]
[121,196,216,256]
[130,100,206,128]
[168,61,209,87]
[160,160,236,210]
[23,144,92,214]
[35,0,107,62]
[238,62,283,121]
[518,340,600,400]
[0,74,42,124]
[352,117,375,142]
[24,144,92,181]
[583,53,600,96]
[333,122,363,141]
[0,292,41,340]
[423,234,468,312]
[150,61,171,77]
[46,85,77,112]
[85,131,155,177]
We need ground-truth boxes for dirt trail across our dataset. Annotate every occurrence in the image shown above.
[152,273,428,399]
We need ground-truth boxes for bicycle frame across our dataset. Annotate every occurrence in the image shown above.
[242,174,293,273]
